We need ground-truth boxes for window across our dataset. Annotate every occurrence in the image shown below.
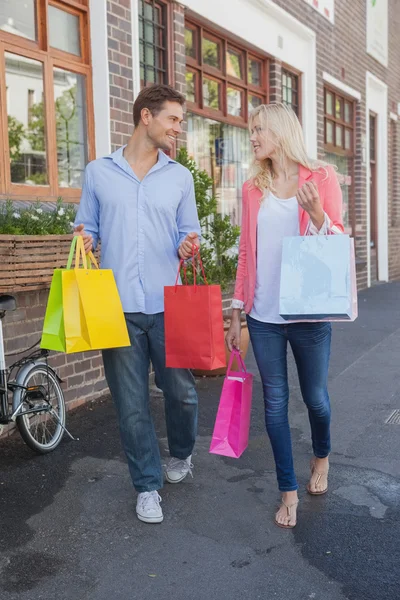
[187,114,251,226]
[139,0,168,87]
[185,20,267,224]
[282,67,300,118]
[0,0,94,200]
[324,86,355,233]
[184,19,268,124]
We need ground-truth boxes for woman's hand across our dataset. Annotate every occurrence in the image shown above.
[296,181,325,230]
[225,312,242,352]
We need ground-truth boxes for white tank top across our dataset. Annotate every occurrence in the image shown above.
[250,191,300,324]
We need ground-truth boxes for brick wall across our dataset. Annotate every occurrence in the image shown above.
[172,2,187,149]
[270,0,400,290]
[269,59,282,104]
[107,0,134,151]
[0,290,108,438]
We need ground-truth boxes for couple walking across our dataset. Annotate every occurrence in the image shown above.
[75,83,343,528]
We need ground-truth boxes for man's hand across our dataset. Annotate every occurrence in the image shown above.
[74,223,93,254]
[178,232,200,260]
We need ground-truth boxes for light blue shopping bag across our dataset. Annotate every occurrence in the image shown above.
[279,234,358,321]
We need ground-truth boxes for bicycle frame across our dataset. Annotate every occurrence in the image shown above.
[0,316,55,424]
[0,315,9,423]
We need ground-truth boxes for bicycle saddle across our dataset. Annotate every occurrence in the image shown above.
[0,295,16,311]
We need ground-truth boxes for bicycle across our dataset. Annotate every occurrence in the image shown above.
[0,293,74,453]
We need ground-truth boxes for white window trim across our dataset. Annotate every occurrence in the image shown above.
[366,71,388,286]
[89,0,111,157]
[323,72,361,102]
[131,0,142,101]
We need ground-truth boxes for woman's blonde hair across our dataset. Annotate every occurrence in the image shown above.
[248,102,327,194]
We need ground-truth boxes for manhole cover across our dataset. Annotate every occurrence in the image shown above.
[385,409,400,424]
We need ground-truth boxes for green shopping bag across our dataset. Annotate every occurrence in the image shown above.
[41,237,88,353]
[41,268,66,352]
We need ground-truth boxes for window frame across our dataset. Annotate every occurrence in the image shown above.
[0,0,95,201]
[139,0,173,89]
[184,16,269,128]
[281,64,301,120]
[324,86,354,157]
[323,84,356,235]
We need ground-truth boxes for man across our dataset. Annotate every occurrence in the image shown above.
[74,84,201,524]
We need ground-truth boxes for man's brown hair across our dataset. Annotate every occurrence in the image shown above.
[133,84,185,127]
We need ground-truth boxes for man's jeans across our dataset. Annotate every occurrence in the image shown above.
[247,316,332,492]
[103,312,198,493]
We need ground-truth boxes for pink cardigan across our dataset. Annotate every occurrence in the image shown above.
[233,164,344,314]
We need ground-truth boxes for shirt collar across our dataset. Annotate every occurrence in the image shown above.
[107,146,177,166]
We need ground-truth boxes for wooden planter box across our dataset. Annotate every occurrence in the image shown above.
[0,235,74,292]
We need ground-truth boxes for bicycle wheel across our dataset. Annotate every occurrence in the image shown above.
[16,365,66,453]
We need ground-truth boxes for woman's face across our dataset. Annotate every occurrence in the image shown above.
[249,116,277,160]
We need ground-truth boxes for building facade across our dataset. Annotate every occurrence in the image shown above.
[0,0,399,430]
[1,0,399,289]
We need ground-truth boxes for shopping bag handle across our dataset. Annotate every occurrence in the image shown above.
[66,236,99,270]
[174,245,208,289]
[226,348,247,376]
[66,236,78,269]
[75,235,98,269]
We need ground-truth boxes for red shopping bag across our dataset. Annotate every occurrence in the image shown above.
[164,251,226,370]
[209,349,253,458]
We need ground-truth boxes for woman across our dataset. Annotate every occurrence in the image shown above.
[226,103,343,529]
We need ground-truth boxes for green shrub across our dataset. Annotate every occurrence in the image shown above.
[0,198,76,235]
[176,147,240,291]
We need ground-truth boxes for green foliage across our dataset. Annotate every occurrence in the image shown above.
[0,199,76,235]
[176,147,240,291]
[8,115,25,162]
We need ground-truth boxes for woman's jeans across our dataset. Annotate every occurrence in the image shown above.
[247,316,332,492]
[103,312,198,493]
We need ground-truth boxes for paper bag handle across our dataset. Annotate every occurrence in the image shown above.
[174,245,208,289]
[226,348,247,376]
[67,236,99,270]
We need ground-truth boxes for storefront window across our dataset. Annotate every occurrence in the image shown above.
[324,153,352,231]
[185,20,268,228]
[0,0,93,200]
[187,112,251,226]
[324,87,355,234]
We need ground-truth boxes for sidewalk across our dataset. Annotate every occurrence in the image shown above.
[0,283,399,600]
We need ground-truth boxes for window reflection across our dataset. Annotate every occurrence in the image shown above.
[324,152,352,230]
[187,112,251,226]
[54,68,87,188]
[202,36,220,69]
[48,5,81,56]
[203,78,220,110]
[5,52,48,185]
[0,0,36,41]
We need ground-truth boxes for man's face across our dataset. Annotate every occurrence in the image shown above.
[146,101,184,151]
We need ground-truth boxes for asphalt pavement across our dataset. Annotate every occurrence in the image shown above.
[1,282,400,600]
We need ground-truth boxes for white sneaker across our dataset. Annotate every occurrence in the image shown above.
[136,491,163,524]
[165,455,193,484]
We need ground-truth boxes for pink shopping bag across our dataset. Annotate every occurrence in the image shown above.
[209,349,253,458]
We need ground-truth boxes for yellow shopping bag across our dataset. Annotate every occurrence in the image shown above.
[41,236,90,353]
[42,236,130,353]
[70,237,130,351]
